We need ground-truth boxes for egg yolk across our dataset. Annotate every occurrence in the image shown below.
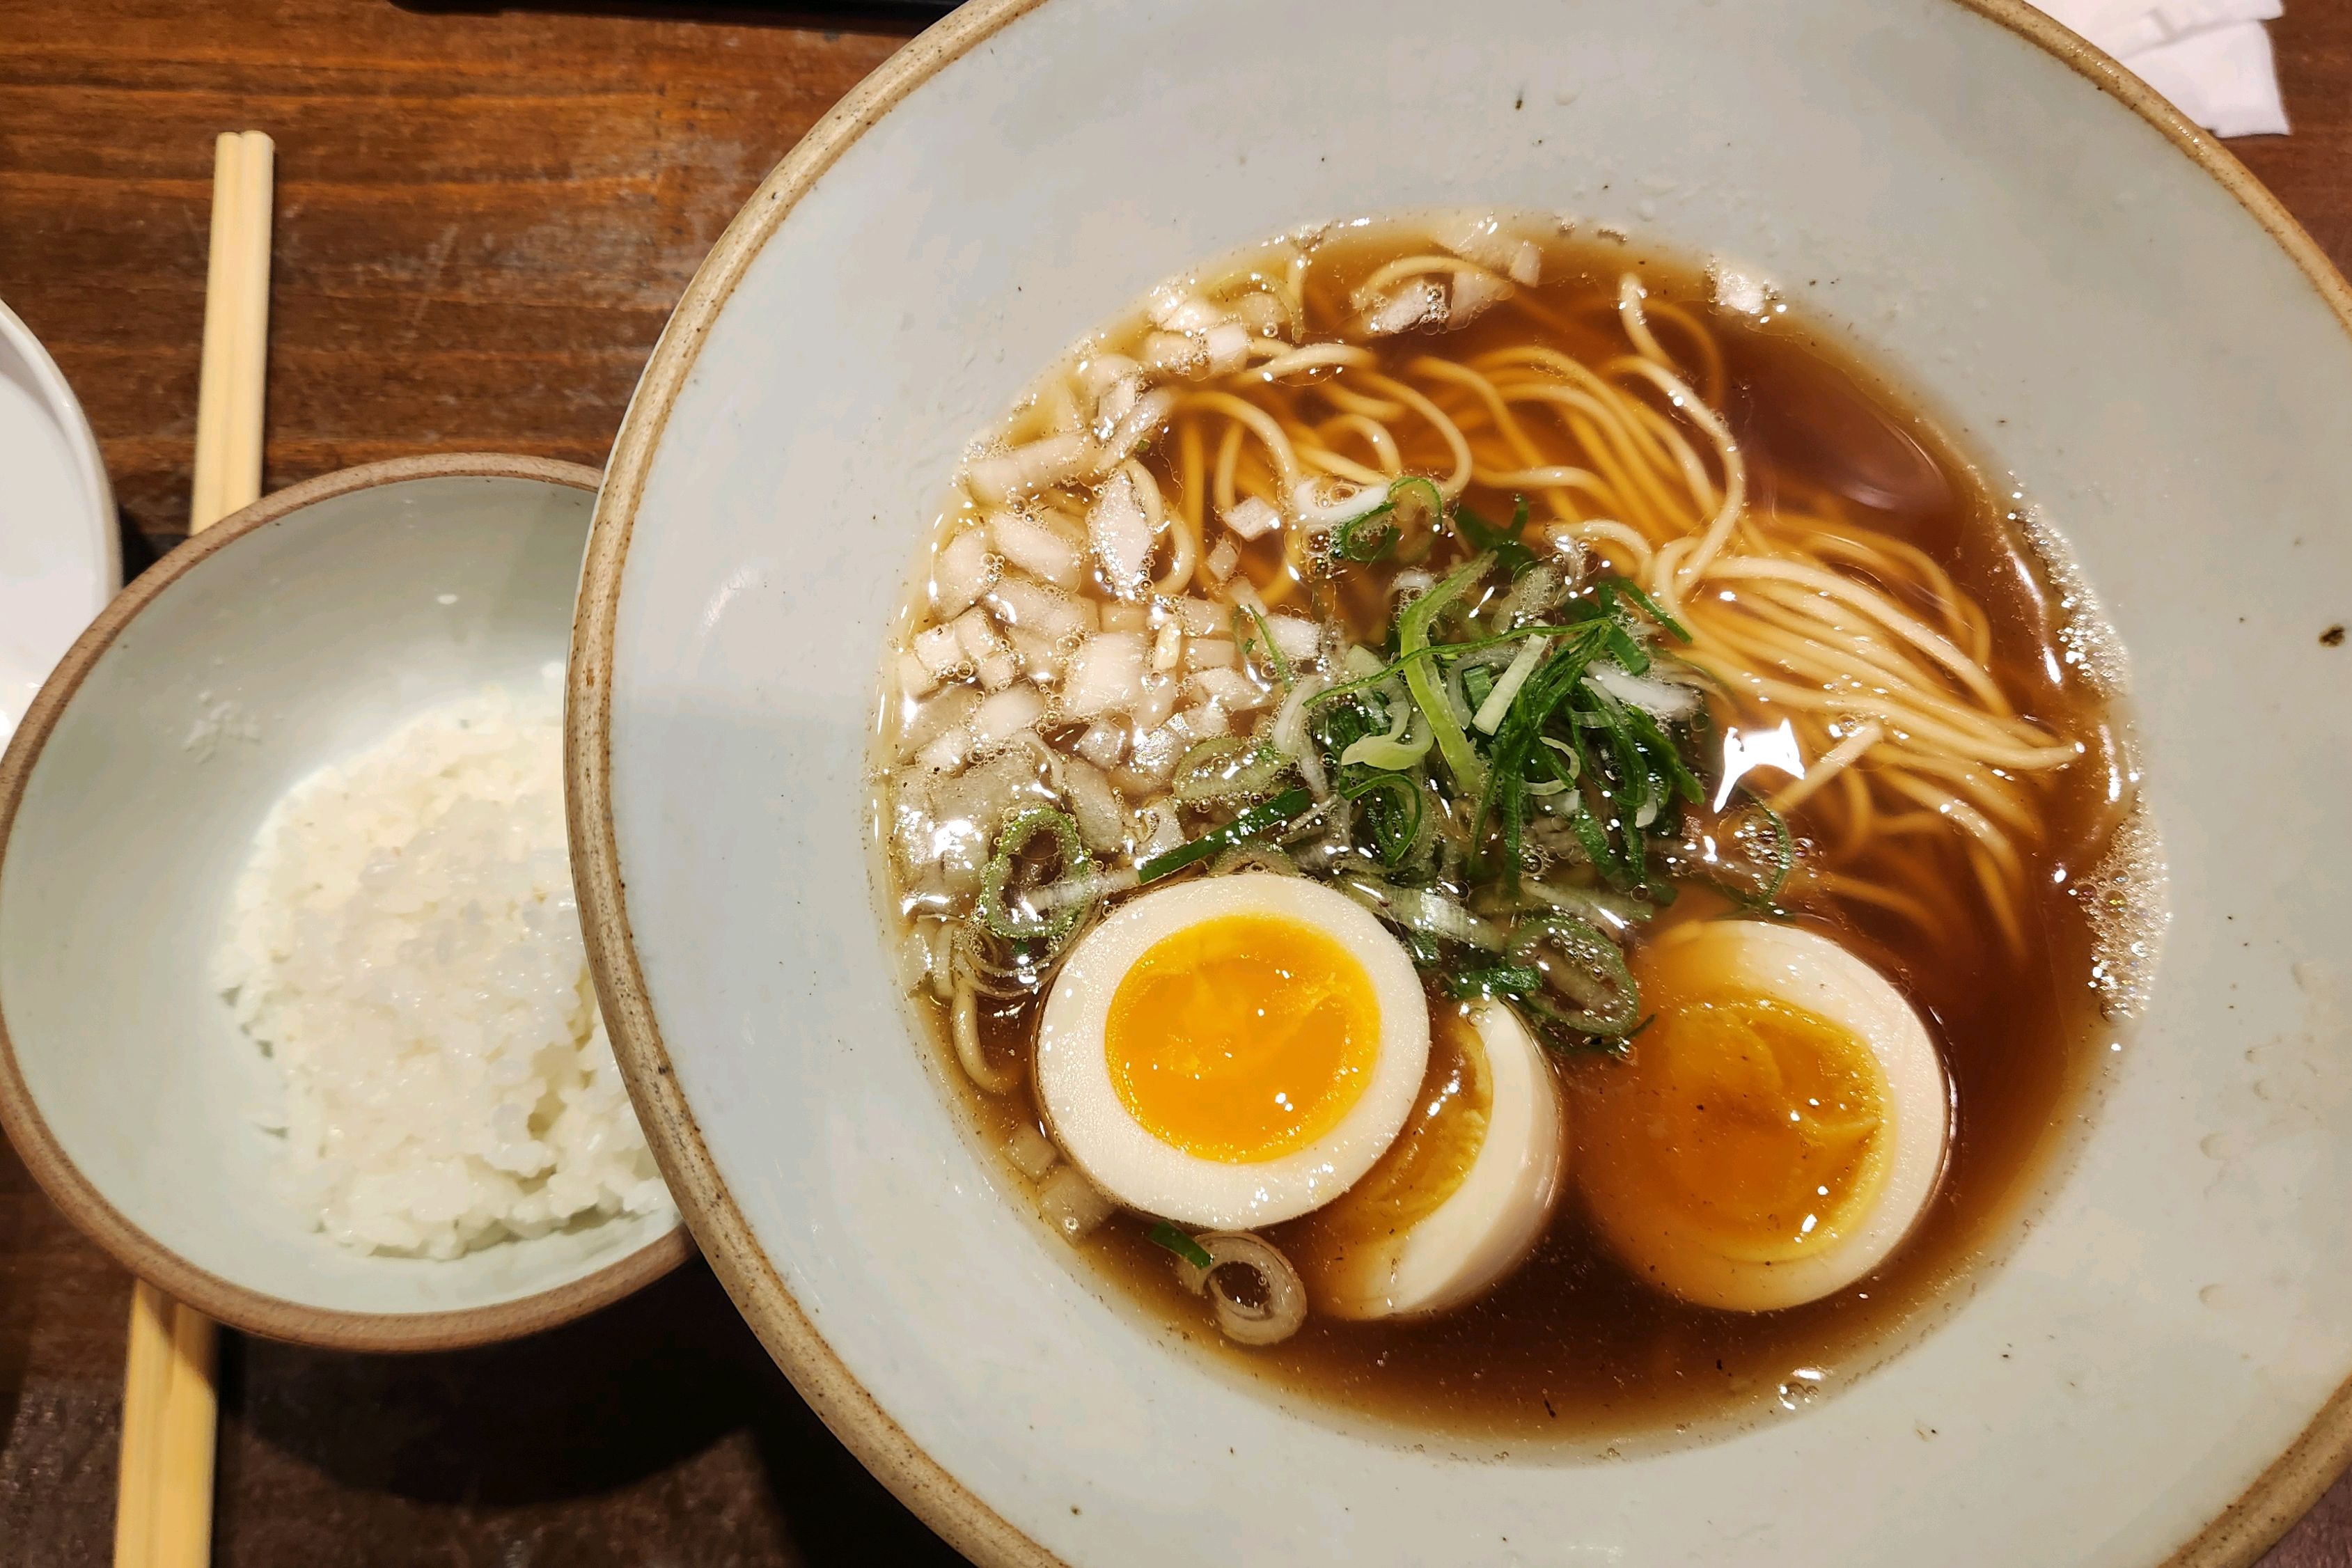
[1105,912,1381,1163]
[1610,996,1888,1263]
[1289,1008,1489,1288]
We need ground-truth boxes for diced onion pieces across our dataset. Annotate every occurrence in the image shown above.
[1361,279,1446,336]
[1060,631,1149,721]
[989,510,1085,588]
[1088,470,1154,599]
[1222,496,1281,541]
[1039,1165,1118,1241]
[966,432,1095,505]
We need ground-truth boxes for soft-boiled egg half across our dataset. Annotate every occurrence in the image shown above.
[1576,920,1950,1313]
[1035,873,1429,1229]
[1292,1001,1567,1319]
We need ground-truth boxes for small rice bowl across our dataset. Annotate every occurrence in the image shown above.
[216,677,671,1259]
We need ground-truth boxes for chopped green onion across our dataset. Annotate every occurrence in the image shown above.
[1241,604,1294,691]
[1333,505,1400,562]
[1386,476,1445,563]
[1443,962,1545,1001]
[1397,554,1491,797]
[1598,575,1693,643]
[977,808,1093,943]
[1454,496,1537,575]
[1337,694,1430,771]
[1338,771,1425,868]
[1172,738,1292,806]
[1507,914,1640,1035]
[1472,635,1549,734]
[1146,1221,1214,1270]
[1138,787,1314,884]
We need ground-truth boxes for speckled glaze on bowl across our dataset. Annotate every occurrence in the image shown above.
[0,455,690,1351]
[570,2,2352,1562]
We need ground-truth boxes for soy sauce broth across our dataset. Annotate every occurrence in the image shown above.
[883,228,2136,1448]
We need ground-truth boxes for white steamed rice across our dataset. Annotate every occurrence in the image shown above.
[216,676,672,1258]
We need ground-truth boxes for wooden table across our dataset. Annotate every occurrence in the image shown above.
[2,2,2348,1562]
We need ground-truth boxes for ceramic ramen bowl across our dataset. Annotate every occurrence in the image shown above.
[0,456,689,1351]
[571,1,2352,1562]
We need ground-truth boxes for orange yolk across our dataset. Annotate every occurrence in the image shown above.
[1605,996,1887,1262]
[1105,912,1381,1163]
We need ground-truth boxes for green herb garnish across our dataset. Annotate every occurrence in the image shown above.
[1138,787,1315,884]
[1146,1221,1215,1270]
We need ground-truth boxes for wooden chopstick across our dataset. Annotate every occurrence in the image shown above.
[113,126,274,1568]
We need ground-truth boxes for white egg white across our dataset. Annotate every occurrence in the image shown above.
[1034,872,1429,1229]
[1312,1001,1567,1320]
[1581,920,1950,1313]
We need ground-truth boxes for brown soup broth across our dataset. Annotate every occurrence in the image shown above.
[886,229,2131,1445]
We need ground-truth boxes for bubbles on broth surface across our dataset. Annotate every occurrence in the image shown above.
[869,214,2153,1448]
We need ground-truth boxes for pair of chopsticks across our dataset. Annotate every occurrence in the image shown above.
[113,127,274,1568]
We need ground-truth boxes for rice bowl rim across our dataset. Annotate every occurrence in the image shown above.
[0,452,693,1354]
[565,1,2352,1565]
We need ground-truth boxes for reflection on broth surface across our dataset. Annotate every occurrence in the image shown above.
[870,215,2141,1444]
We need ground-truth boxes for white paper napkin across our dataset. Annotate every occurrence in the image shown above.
[2030,0,2290,136]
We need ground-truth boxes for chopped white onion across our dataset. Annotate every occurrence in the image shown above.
[951,608,1018,692]
[987,510,1085,588]
[1183,636,1236,671]
[1205,538,1240,583]
[1133,671,1179,732]
[1221,495,1282,541]
[1100,387,1176,465]
[1205,321,1251,375]
[1093,373,1141,432]
[1128,719,1190,781]
[896,650,938,701]
[1173,597,1227,636]
[1189,665,1272,714]
[1074,352,1140,401]
[914,726,972,776]
[932,526,998,618]
[1430,212,1516,272]
[1005,1122,1060,1182]
[1509,239,1542,286]
[1180,702,1230,741]
[1147,286,1223,334]
[1141,331,1206,375]
[897,687,978,759]
[1265,613,1322,663]
[969,687,1046,751]
[1072,719,1127,770]
[988,574,1092,643]
[1361,279,1446,336]
[1448,267,1514,324]
[1059,631,1149,720]
[966,432,1096,505]
[1051,752,1131,855]
[1038,1166,1118,1241]
[1001,625,1063,686]
[911,622,969,684]
[1150,620,1183,673]
[1136,801,1186,859]
[1088,470,1155,599]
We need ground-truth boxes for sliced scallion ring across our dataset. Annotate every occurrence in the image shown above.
[1506,913,1640,1035]
[977,808,1093,943]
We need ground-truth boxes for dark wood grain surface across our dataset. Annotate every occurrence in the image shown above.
[3,2,2349,1563]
